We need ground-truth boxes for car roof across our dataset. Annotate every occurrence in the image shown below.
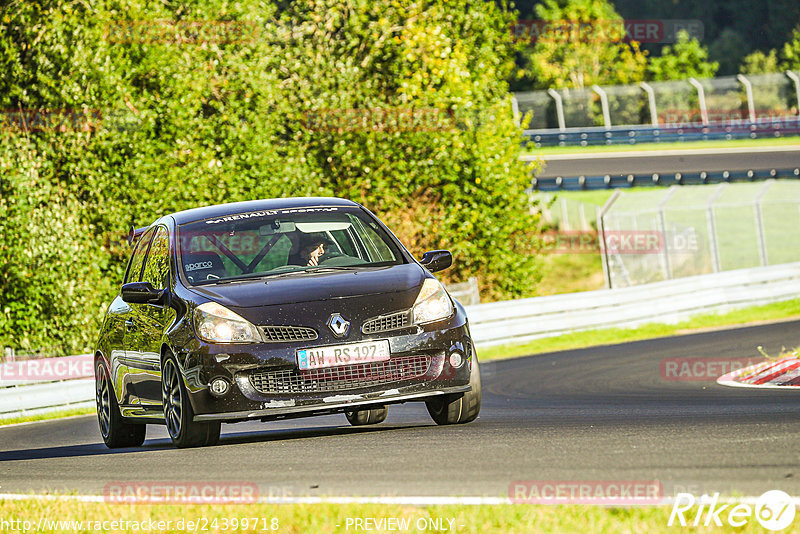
[167,197,361,225]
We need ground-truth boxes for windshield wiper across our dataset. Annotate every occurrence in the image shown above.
[301,266,360,274]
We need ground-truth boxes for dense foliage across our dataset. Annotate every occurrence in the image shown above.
[0,0,539,355]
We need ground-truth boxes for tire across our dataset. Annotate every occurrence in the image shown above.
[426,355,481,425]
[345,406,388,426]
[162,354,220,448]
[96,361,146,448]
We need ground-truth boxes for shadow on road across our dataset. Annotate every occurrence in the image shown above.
[0,423,431,461]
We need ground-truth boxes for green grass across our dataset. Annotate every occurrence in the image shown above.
[535,253,605,296]
[0,406,95,427]
[480,298,800,362]
[0,499,777,533]
[523,135,800,157]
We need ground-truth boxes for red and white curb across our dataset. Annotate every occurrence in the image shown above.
[717,357,800,389]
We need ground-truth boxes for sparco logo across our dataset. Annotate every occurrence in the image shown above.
[185,261,212,272]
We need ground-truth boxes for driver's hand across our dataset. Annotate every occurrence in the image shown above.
[306,244,325,266]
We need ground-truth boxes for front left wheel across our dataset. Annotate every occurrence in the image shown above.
[345,406,388,426]
[162,354,220,448]
[96,361,146,448]
[425,355,482,425]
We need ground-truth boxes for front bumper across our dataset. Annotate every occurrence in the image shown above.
[193,385,471,422]
[175,303,475,422]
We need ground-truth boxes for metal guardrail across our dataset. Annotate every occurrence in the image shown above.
[0,355,94,420]
[465,262,800,348]
[532,167,800,191]
[524,118,800,148]
[3,263,799,419]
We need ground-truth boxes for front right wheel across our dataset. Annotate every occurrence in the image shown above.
[162,354,220,448]
[96,361,146,448]
[426,355,481,425]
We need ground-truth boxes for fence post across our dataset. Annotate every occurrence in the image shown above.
[786,71,800,116]
[688,78,709,126]
[597,190,621,289]
[736,74,756,123]
[591,84,611,129]
[753,180,774,266]
[657,187,678,280]
[560,196,570,230]
[639,82,659,126]
[547,88,566,131]
[705,183,727,273]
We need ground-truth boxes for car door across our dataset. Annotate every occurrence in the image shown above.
[125,225,175,407]
[117,226,155,405]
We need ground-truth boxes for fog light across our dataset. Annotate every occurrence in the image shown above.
[209,377,230,397]
[449,351,464,368]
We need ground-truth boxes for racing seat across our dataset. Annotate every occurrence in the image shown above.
[182,252,228,283]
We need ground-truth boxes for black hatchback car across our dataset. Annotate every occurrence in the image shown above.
[95,197,481,448]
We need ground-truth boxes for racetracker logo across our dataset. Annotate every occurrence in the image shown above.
[660,357,763,381]
[104,481,259,504]
[0,354,93,382]
[534,230,699,255]
[511,19,703,44]
[669,491,796,530]
[509,480,662,505]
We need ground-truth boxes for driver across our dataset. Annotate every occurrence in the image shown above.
[300,239,326,266]
[295,233,335,266]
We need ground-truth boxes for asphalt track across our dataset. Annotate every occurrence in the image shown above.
[1,320,799,500]
[532,147,800,178]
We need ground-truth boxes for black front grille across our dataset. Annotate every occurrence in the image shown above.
[260,326,318,343]
[249,354,431,394]
[361,310,411,334]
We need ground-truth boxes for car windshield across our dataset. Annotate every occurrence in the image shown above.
[177,206,404,285]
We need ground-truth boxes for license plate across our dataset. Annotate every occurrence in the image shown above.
[297,340,390,370]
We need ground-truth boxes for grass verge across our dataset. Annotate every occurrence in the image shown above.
[479,298,800,362]
[0,406,95,427]
[0,500,774,533]
[523,135,800,157]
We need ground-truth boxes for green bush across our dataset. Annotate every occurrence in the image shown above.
[0,0,539,355]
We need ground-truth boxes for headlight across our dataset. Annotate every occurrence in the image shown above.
[412,278,454,325]
[194,302,262,343]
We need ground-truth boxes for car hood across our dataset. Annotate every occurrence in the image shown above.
[187,263,426,308]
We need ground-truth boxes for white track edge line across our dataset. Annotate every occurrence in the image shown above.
[1,493,798,507]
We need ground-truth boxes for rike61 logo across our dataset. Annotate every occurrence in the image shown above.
[669,491,796,530]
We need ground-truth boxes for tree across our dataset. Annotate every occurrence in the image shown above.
[740,50,781,74]
[781,28,800,70]
[517,0,648,89]
[0,0,541,353]
[647,30,718,81]
[274,0,541,299]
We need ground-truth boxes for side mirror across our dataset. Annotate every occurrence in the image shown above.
[419,250,453,273]
[121,281,167,305]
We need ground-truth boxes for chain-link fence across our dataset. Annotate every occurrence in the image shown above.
[600,180,800,288]
[515,71,800,130]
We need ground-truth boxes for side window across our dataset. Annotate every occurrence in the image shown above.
[124,228,156,284]
[142,226,171,290]
[351,216,396,262]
